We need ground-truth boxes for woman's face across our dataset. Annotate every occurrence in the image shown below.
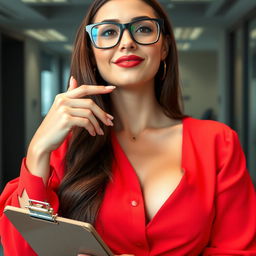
[91,0,168,89]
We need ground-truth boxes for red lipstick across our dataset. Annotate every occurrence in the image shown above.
[114,55,144,68]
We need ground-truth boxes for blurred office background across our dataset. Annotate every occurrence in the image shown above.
[0,0,256,195]
[1,0,256,253]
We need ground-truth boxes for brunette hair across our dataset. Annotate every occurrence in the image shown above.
[58,0,186,223]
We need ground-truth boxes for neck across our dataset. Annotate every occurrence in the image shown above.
[110,82,171,138]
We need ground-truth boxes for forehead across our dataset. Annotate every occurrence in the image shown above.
[93,0,157,23]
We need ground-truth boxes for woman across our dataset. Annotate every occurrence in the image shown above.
[1,0,256,255]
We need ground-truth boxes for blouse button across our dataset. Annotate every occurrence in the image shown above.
[130,200,138,207]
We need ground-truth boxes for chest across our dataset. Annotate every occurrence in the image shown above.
[95,118,217,254]
[116,126,184,222]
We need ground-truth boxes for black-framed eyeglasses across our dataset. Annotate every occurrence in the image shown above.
[85,18,164,49]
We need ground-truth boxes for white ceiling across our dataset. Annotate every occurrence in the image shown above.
[0,0,255,54]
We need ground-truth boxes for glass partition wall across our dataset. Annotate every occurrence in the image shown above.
[229,14,256,185]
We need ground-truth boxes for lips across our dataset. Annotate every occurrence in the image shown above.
[114,55,144,68]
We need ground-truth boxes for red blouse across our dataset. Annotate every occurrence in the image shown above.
[1,117,256,256]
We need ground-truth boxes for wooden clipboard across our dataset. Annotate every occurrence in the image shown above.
[4,200,114,256]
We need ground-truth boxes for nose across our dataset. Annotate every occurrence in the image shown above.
[119,29,137,50]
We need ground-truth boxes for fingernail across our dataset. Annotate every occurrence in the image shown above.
[99,128,104,135]
[107,119,114,126]
[90,130,96,136]
[70,76,74,86]
[105,85,116,90]
[106,114,114,120]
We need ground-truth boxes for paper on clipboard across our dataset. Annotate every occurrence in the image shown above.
[4,201,114,256]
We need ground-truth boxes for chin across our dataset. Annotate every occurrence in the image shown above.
[113,79,153,89]
[101,69,156,88]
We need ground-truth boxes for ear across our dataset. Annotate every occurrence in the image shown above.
[161,36,170,61]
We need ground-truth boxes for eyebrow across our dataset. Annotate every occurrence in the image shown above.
[100,16,153,23]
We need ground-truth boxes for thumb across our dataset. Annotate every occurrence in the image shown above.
[68,76,78,91]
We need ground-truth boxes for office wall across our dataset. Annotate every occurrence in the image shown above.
[24,39,42,148]
[24,40,65,148]
[179,51,218,119]
[217,31,229,125]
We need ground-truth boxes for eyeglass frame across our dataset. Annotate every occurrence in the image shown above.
[85,17,165,49]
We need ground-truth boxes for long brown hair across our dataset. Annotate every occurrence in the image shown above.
[58,0,186,223]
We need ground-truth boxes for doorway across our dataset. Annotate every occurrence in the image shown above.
[0,34,25,191]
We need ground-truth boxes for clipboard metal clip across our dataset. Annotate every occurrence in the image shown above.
[26,199,58,223]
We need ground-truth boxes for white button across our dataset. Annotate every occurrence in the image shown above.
[131,200,138,207]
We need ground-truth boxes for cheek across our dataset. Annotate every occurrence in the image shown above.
[93,49,112,77]
[147,46,163,70]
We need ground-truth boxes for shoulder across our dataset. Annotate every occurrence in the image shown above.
[183,117,237,146]
[183,117,243,168]
[184,116,234,136]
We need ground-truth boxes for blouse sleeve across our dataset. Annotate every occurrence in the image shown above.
[202,129,256,255]
[0,137,69,256]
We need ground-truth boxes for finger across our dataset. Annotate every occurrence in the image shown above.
[67,99,114,127]
[68,76,78,91]
[71,116,97,136]
[67,85,116,98]
[68,108,104,135]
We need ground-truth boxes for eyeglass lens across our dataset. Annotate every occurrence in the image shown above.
[91,19,159,48]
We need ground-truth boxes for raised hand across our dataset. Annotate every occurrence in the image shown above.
[26,77,115,182]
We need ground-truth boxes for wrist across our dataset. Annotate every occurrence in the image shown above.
[26,142,51,183]
[28,136,52,156]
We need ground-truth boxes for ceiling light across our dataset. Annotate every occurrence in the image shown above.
[171,0,212,2]
[25,30,48,41]
[177,42,191,51]
[25,29,67,42]
[181,28,192,40]
[189,28,203,40]
[174,28,182,39]
[182,43,190,50]
[64,44,73,51]
[174,27,204,40]
[46,29,67,41]
[251,29,256,39]
[22,0,67,3]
